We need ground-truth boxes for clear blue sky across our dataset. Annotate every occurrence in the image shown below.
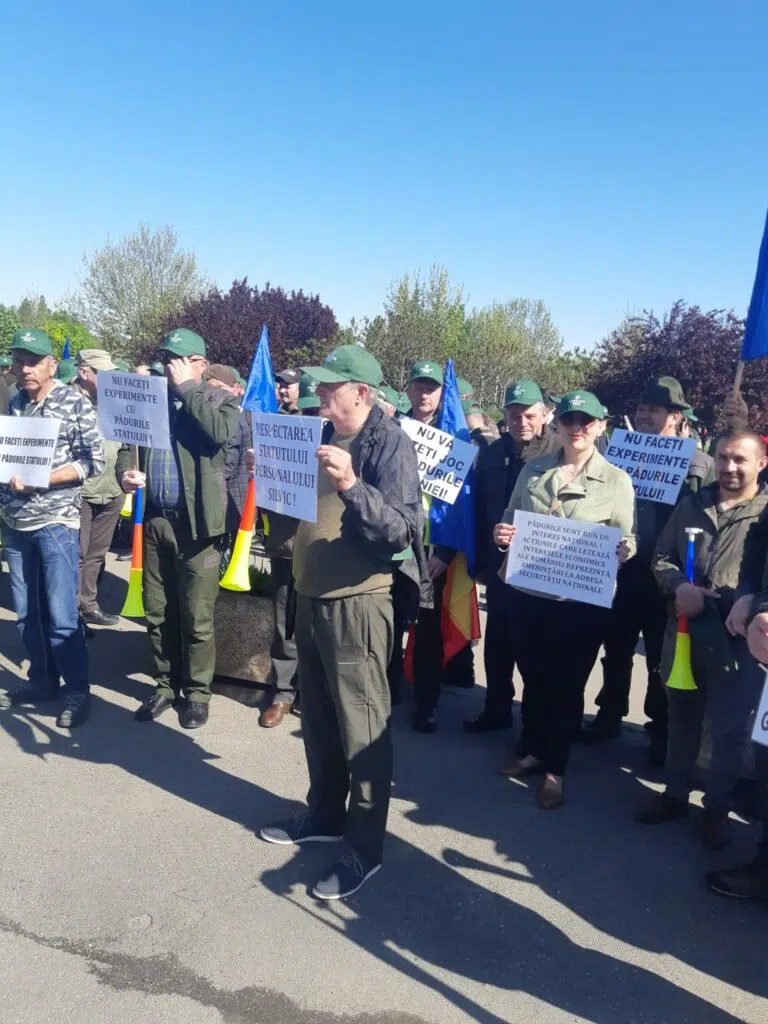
[1,0,767,349]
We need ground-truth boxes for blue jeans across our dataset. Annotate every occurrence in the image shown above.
[3,524,89,695]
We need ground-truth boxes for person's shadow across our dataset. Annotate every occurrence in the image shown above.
[258,726,755,1024]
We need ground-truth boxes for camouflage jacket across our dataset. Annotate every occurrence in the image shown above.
[0,380,104,530]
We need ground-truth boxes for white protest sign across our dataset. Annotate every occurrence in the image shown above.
[97,372,170,450]
[505,510,621,608]
[400,418,475,505]
[752,673,768,748]
[252,412,323,523]
[605,429,696,505]
[0,415,61,488]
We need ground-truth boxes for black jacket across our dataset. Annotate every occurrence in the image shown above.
[474,429,560,582]
[325,405,432,617]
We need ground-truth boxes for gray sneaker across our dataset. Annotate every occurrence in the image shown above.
[57,693,90,729]
[259,812,344,846]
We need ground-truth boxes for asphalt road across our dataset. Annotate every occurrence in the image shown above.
[0,555,766,1024]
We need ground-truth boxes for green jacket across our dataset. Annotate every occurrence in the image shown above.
[116,379,240,540]
[503,447,637,559]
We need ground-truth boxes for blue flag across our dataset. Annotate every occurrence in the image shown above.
[741,209,768,361]
[428,359,476,574]
[62,336,71,361]
[242,325,278,413]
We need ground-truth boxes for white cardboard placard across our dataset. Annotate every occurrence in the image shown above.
[605,429,696,505]
[97,372,170,450]
[400,418,475,505]
[252,412,323,523]
[0,415,61,488]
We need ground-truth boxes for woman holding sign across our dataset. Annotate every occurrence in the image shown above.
[493,390,636,809]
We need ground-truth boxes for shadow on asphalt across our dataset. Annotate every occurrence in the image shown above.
[0,564,765,1023]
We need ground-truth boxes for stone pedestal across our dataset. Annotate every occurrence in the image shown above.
[214,591,273,684]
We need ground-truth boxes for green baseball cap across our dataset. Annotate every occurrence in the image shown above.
[503,379,544,408]
[297,372,321,410]
[556,390,606,420]
[408,360,444,385]
[638,376,687,410]
[113,357,132,373]
[378,384,400,407]
[149,361,165,376]
[681,404,698,423]
[160,328,207,359]
[456,376,473,399]
[0,355,11,368]
[396,392,410,414]
[303,344,382,388]
[57,359,78,383]
[11,327,53,357]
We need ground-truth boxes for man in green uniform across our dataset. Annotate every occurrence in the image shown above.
[117,329,240,729]
[260,345,429,900]
[583,376,714,765]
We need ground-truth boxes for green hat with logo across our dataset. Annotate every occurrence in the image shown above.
[378,384,400,408]
[160,328,207,358]
[681,404,698,423]
[303,344,382,388]
[503,378,544,408]
[297,372,321,409]
[149,361,165,376]
[11,327,53,357]
[0,355,11,368]
[57,358,78,383]
[408,360,444,385]
[396,392,410,414]
[556,390,606,420]
[456,376,473,399]
[638,375,687,410]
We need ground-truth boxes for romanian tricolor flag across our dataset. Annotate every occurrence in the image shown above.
[431,360,480,662]
[404,360,480,677]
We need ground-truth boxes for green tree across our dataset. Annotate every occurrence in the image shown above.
[0,303,21,352]
[17,292,51,329]
[42,312,98,360]
[74,224,208,360]
[361,266,468,388]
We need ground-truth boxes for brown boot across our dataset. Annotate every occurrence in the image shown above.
[700,808,731,851]
[537,774,565,810]
[499,754,544,779]
[260,700,291,728]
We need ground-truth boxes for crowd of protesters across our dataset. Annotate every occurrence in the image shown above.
[1,324,767,903]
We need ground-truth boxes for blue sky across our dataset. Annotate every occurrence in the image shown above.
[1,1,766,348]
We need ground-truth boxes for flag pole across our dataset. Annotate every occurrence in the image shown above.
[732,360,745,398]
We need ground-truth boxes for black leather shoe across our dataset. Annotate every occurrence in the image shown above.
[413,711,438,734]
[135,694,175,722]
[179,700,209,729]
[463,711,513,734]
[82,608,120,626]
[577,717,621,745]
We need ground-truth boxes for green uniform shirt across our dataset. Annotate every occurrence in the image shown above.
[293,429,394,599]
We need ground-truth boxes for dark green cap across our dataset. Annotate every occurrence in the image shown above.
[57,359,78,383]
[161,328,207,358]
[681,404,698,423]
[11,327,53,357]
[0,355,11,368]
[378,384,400,407]
[303,344,382,388]
[396,392,410,414]
[297,372,321,410]
[149,361,165,376]
[638,376,687,410]
[456,376,473,399]
[557,390,606,420]
[408,360,443,385]
[113,358,132,373]
[503,379,544,408]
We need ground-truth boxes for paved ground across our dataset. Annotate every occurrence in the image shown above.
[0,555,766,1024]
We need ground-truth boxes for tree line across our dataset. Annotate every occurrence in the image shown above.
[1,224,765,428]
